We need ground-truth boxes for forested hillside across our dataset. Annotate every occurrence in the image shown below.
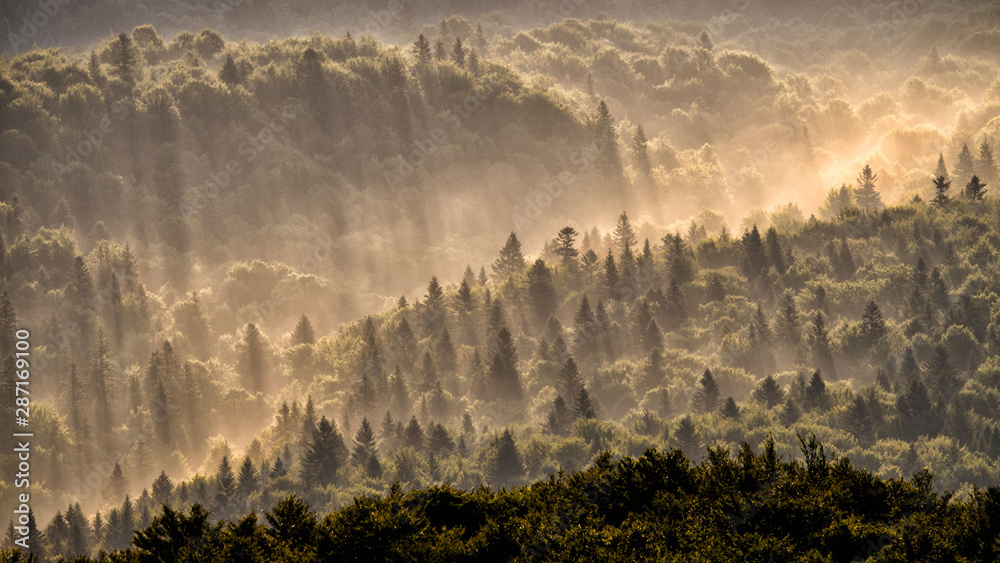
[3,1,1000,560]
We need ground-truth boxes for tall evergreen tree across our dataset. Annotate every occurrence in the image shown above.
[978,138,997,184]
[237,322,268,393]
[932,175,951,207]
[486,428,523,487]
[411,33,431,63]
[965,175,987,200]
[632,124,651,175]
[855,164,883,208]
[526,259,557,324]
[612,212,637,260]
[492,232,526,280]
[487,328,523,401]
[300,417,346,488]
[554,227,579,265]
[291,314,315,346]
[860,301,887,344]
[955,142,976,182]
[809,312,836,379]
[691,369,721,413]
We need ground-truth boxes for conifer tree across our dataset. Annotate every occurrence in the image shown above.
[526,259,557,324]
[219,54,240,85]
[486,428,523,487]
[613,211,637,260]
[292,314,315,346]
[855,164,883,209]
[411,33,431,63]
[978,138,997,184]
[860,301,887,344]
[632,124,651,175]
[492,232,526,280]
[965,175,987,200]
[237,322,267,393]
[554,227,579,265]
[236,457,259,498]
[932,175,951,207]
[809,312,836,378]
[451,37,466,66]
[488,328,523,401]
[300,417,346,488]
[955,142,976,182]
[753,375,785,409]
[691,369,721,413]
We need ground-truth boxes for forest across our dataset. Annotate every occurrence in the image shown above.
[3,0,1000,560]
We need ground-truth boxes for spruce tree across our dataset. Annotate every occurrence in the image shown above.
[965,175,987,200]
[978,138,997,184]
[855,164,882,208]
[486,429,523,487]
[526,259,558,324]
[237,322,267,393]
[860,301,887,343]
[488,328,523,401]
[632,124,651,175]
[492,232,526,280]
[753,375,785,409]
[300,417,346,488]
[808,312,836,379]
[554,227,579,265]
[691,369,721,413]
[411,33,431,63]
[955,142,976,182]
[932,175,951,207]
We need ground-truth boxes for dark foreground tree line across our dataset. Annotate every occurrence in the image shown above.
[3,436,1000,562]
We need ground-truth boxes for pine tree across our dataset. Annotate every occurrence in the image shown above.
[300,416,346,488]
[935,153,948,179]
[931,175,951,207]
[236,457,259,498]
[613,212,637,260]
[403,416,424,450]
[860,301,887,344]
[215,456,236,504]
[411,33,431,63]
[486,428,523,487]
[488,328,523,401]
[526,259,557,324]
[632,124,651,175]
[925,343,958,403]
[740,225,767,280]
[955,142,976,182]
[843,395,874,442]
[451,37,466,66]
[808,312,836,379]
[978,138,997,184]
[764,227,786,275]
[804,370,827,410]
[965,175,987,200]
[855,164,883,209]
[492,232,526,280]
[897,375,940,440]
[554,227,579,265]
[594,101,620,172]
[112,32,140,83]
[292,314,315,346]
[237,322,267,393]
[753,375,785,409]
[546,396,570,435]
[573,386,596,420]
[721,397,740,418]
[691,369,721,413]
[351,417,378,467]
[219,54,240,85]
[434,40,446,61]
[670,416,703,461]
[106,460,128,504]
[151,471,172,507]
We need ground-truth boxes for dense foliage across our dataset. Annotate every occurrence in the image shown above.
[5,441,1000,561]
[3,1,1000,560]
